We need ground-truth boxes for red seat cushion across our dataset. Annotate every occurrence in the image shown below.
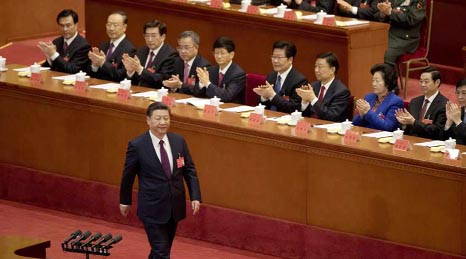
[245,73,266,106]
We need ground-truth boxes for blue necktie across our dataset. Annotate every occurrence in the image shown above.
[274,75,282,94]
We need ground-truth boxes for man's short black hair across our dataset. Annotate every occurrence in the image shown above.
[146,102,170,117]
[56,9,78,24]
[272,41,297,59]
[317,52,339,75]
[212,36,235,52]
[143,20,167,35]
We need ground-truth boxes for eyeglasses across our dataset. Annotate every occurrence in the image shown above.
[176,45,194,51]
[144,33,160,39]
[270,56,288,61]
[106,23,122,28]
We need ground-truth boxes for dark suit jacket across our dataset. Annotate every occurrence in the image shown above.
[337,0,381,20]
[443,109,466,145]
[89,37,136,82]
[172,55,211,95]
[131,44,178,88]
[43,34,90,74]
[405,93,448,140]
[302,79,351,122]
[193,62,246,104]
[120,132,202,225]
[296,0,335,13]
[261,68,308,113]
[353,92,403,131]
[374,0,426,53]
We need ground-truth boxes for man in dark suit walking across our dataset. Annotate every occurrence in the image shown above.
[122,20,178,88]
[396,67,448,140]
[253,41,308,113]
[297,52,351,122]
[194,36,246,104]
[38,9,90,74]
[162,31,211,95]
[120,102,201,259]
[88,11,136,82]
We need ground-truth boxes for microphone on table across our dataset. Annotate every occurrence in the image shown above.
[71,230,91,246]
[101,235,123,249]
[82,232,102,246]
[92,233,112,247]
[63,230,82,244]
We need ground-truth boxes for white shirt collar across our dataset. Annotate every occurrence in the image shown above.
[64,32,78,46]
[150,42,164,56]
[219,60,233,75]
[425,90,439,103]
[110,34,126,49]
[277,65,293,82]
[321,77,335,89]
[149,130,168,144]
[185,56,196,67]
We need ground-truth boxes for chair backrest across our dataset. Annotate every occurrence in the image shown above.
[245,73,266,106]
[418,0,434,56]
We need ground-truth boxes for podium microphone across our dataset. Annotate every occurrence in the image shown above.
[63,230,82,244]
[92,233,112,247]
[102,235,123,248]
[82,232,102,246]
[71,230,91,246]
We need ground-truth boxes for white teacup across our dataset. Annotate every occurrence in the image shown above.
[341,119,352,133]
[75,71,86,82]
[393,128,404,141]
[0,56,6,70]
[210,96,221,107]
[445,137,456,149]
[254,104,265,115]
[290,110,302,124]
[120,78,131,90]
[315,10,327,24]
[157,87,168,99]
[241,0,251,11]
[30,63,40,74]
[277,4,287,17]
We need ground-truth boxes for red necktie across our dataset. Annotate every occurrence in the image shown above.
[183,62,190,84]
[318,85,326,102]
[218,72,224,87]
[63,42,68,53]
[106,43,114,61]
[146,51,154,69]
[159,140,171,179]
[419,99,430,119]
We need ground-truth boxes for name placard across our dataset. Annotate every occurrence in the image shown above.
[162,95,175,107]
[203,104,217,117]
[30,73,42,83]
[117,88,130,100]
[295,120,311,134]
[248,113,264,125]
[247,5,260,14]
[393,139,411,151]
[210,0,223,8]
[343,130,360,143]
[284,11,297,21]
[74,81,86,92]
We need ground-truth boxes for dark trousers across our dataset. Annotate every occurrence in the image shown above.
[143,216,178,259]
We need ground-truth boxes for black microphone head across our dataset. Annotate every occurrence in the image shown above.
[93,233,112,247]
[71,230,91,246]
[103,235,123,247]
[63,229,82,243]
[82,232,102,246]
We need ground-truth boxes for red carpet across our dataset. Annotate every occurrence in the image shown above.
[1,163,464,259]
[0,200,279,259]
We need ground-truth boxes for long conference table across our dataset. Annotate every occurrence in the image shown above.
[84,0,389,99]
[1,66,466,256]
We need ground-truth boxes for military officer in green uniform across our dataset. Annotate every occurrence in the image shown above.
[374,0,426,65]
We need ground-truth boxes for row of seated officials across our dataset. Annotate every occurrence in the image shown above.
[38,9,465,145]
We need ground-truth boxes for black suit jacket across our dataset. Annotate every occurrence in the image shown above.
[120,132,202,225]
[131,44,178,88]
[302,79,351,122]
[172,55,211,95]
[89,37,136,82]
[262,68,308,113]
[405,93,448,140]
[337,0,381,20]
[193,62,246,104]
[43,34,90,74]
[443,109,466,145]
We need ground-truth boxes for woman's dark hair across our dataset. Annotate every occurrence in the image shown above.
[370,63,399,94]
